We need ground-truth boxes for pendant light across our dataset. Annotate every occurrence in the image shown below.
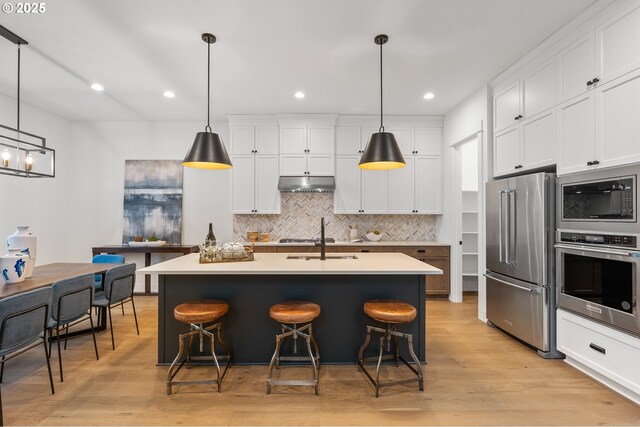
[0,25,55,178]
[183,33,232,170]
[359,34,405,170]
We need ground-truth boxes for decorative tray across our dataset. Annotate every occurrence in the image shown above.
[199,245,255,264]
[128,241,167,247]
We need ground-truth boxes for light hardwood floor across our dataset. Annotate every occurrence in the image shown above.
[2,295,639,426]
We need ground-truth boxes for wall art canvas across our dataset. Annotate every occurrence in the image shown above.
[122,160,183,244]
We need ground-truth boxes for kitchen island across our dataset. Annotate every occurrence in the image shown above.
[140,252,441,364]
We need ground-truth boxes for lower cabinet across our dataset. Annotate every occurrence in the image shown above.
[557,309,640,404]
[254,244,450,297]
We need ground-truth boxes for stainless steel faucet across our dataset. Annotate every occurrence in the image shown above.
[315,217,326,260]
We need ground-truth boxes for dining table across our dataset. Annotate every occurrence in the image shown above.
[0,263,121,338]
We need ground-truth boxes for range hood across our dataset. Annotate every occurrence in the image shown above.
[278,176,335,193]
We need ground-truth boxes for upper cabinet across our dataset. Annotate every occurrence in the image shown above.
[597,2,640,85]
[228,116,280,214]
[334,121,443,214]
[278,115,336,176]
[492,0,640,177]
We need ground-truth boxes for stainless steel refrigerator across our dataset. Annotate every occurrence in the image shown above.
[485,172,562,358]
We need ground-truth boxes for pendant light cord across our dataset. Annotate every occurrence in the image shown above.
[205,39,212,133]
[379,41,384,133]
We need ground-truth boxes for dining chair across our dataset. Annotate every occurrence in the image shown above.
[92,263,139,350]
[48,273,99,382]
[91,254,125,290]
[0,287,55,425]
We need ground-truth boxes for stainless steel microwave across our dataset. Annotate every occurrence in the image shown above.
[557,164,639,233]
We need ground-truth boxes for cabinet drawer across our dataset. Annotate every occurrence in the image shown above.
[336,246,388,253]
[557,310,640,395]
[394,246,449,258]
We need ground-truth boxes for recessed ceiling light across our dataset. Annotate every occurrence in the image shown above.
[163,90,175,98]
[423,92,435,100]
[91,83,104,92]
[294,91,305,99]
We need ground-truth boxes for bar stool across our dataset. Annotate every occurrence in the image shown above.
[267,301,320,395]
[358,299,423,397]
[166,300,231,395]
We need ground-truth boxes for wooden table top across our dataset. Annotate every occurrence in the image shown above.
[92,245,199,255]
[0,263,120,300]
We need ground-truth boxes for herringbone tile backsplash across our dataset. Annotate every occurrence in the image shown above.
[233,193,437,241]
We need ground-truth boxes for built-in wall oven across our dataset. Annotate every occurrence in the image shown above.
[556,164,640,337]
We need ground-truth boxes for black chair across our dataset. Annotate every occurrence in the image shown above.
[0,287,55,425]
[92,263,139,350]
[48,273,99,382]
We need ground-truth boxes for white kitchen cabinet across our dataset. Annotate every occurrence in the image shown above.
[557,31,596,103]
[493,109,555,178]
[493,80,521,132]
[254,156,281,213]
[522,57,556,119]
[557,309,640,404]
[279,117,335,176]
[334,156,361,214]
[557,93,596,175]
[520,110,555,170]
[387,127,414,156]
[596,67,640,169]
[388,156,415,213]
[335,127,362,155]
[361,169,388,214]
[230,125,278,155]
[231,154,280,214]
[596,2,640,85]
[493,126,520,177]
[415,127,442,156]
[415,156,442,213]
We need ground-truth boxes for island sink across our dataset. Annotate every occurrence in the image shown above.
[286,255,359,260]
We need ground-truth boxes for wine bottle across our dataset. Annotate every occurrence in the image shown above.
[205,223,216,247]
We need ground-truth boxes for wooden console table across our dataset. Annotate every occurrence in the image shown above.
[91,245,199,294]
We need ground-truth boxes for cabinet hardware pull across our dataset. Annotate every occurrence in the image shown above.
[587,161,593,166]
[592,77,599,84]
[589,343,606,354]
[514,165,523,169]
[417,250,425,253]
[586,80,593,86]
[514,116,519,120]
[361,250,370,253]
[592,160,599,165]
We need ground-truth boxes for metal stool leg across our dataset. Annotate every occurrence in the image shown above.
[267,334,283,394]
[166,330,188,395]
[305,334,319,396]
[357,325,373,372]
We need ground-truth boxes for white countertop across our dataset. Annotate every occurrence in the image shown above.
[243,240,451,247]
[139,252,443,275]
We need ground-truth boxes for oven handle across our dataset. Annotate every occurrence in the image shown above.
[554,243,640,258]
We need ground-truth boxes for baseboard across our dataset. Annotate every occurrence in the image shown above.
[564,356,640,406]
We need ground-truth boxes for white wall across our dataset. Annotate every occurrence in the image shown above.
[441,85,490,318]
[461,139,479,191]
[0,93,73,265]
[68,120,232,291]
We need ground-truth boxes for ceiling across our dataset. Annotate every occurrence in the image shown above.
[0,0,596,122]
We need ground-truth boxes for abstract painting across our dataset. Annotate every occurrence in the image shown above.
[122,160,183,244]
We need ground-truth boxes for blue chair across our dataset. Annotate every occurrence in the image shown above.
[0,287,55,424]
[48,274,98,382]
[91,254,125,291]
[92,264,139,350]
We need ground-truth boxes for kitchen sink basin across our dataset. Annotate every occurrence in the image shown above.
[286,255,359,260]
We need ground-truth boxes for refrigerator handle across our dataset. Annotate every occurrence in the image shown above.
[498,191,505,263]
[507,190,516,265]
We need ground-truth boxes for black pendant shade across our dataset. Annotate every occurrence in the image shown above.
[359,132,405,170]
[183,131,232,170]
[183,33,232,170]
[359,34,405,170]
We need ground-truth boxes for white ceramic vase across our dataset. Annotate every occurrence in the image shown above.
[7,226,36,278]
[0,248,28,284]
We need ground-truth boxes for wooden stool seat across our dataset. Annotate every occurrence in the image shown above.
[364,299,416,324]
[174,300,229,324]
[269,301,321,324]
